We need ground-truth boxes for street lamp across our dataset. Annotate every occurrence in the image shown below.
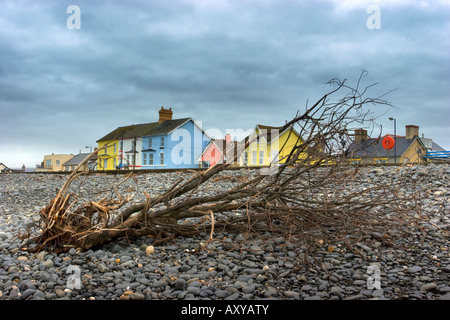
[389,118,396,163]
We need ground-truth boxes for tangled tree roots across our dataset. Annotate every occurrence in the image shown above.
[22,72,424,254]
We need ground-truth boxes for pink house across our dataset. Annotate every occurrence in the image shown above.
[199,134,239,167]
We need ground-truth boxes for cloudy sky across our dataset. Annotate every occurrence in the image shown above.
[1,0,449,168]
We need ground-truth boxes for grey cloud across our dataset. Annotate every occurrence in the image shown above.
[0,0,449,168]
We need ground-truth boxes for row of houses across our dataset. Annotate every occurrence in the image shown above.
[95,107,302,171]
[34,106,446,172]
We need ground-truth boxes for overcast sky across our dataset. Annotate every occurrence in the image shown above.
[1,0,449,168]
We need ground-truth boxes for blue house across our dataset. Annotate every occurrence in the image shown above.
[140,107,210,169]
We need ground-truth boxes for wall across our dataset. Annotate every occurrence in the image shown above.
[241,127,304,167]
[37,154,74,172]
[141,120,210,169]
[121,137,143,169]
[400,139,426,164]
[97,140,119,170]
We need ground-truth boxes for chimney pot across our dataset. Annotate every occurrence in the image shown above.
[354,129,368,143]
[158,106,173,124]
[405,125,419,140]
[225,134,231,143]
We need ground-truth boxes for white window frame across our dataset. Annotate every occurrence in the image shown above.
[143,153,148,165]
[259,150,264,165]
[149,153,154,165]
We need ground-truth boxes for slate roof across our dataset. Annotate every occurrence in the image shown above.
[97,118,191,142]
[62,153,92,166]
[249,124,301,145]
[140,118,191,137]
[96,124,138,142]
[346,135,425,158]
[431,141,445,152]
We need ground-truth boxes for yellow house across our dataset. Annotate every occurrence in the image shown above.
[240,124,304,167]
[36,154,75,172]
[96,124,137,170]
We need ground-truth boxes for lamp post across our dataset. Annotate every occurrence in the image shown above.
[389,118,396,163]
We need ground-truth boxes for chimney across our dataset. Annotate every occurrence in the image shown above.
[225,134,232,143]
[405,125,419,140]
[158,106,173,124]
[354,129,368,143]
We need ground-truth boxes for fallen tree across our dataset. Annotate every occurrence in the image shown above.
[23,71,417,254]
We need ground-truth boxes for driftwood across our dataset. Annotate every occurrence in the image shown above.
[23,71,416,254]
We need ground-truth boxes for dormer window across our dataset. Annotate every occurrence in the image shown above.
[160,137,165,148]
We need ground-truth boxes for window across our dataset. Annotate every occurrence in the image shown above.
[132,139,136,151]
[160,137,165,148]
[45,159,51,168]
[143,153,148,165]
[244,152,248,165]
[148,138,152,149]
[103,159,108,169]
[373,158,387,164]
[126,154,130,165]
[149,153,154,165]
[259,151,264,165]
[252,151,257,165]
[160,152,165,165]
[113,158,117,168]
[114,144,117,153]
[56,160,60,166]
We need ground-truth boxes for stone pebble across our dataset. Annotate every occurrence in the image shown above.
[0,165,449,300]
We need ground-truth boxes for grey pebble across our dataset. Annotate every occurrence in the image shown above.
[174,278,187,290]
[242,284,256,294]
[408,266,423,273]
[420,283,437,292]
[0,167,449,301]
[372,289,384,297]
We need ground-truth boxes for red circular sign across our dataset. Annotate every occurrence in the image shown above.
[382,136,395,150]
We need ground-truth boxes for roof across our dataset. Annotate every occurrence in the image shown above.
[142,118,191,136]
[62,153,92,166]
[97,124,138,142]
[97,118,192,142]
[431,141,446,152]
[252,124,301,144]
[0,163,9,169]
[346,135,425,158]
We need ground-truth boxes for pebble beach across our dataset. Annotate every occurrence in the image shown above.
[0,164,449,301]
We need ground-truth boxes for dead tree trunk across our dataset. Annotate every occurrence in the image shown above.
[24,71,414,253]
